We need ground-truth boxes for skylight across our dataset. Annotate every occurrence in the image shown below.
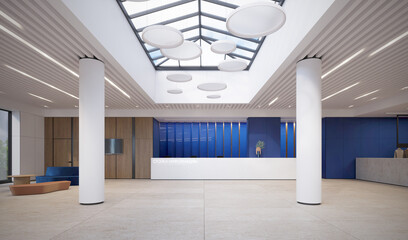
[117,0,285,70]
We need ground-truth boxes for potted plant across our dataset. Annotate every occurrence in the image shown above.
[256,140,264,157]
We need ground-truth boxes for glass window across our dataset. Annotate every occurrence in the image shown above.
[0,109,10,183]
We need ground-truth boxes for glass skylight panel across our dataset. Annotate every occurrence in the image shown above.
[122,0,180,16]
[117,0,283,70]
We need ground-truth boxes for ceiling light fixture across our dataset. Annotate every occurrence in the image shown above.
[369,31,408,57]
[354,89,379,100]
[104,77,130,99]
[0,24,79,77]
[6,65,79,99]
[348,105,354,108]
[74,105,78,108]
[268,97,279,106]
[401,86,408,91]
[322,49,365,79]
[369,97,378,101]
[0,10,23,29]
[321,82,360,101]
[28,93,53,103]
[43,105,49,108]
[1,25,131,99]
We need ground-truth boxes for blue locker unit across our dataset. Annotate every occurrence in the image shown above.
[183,123,192,157]
[200,123,208,157]
[175,122,184,157]
[191,123,200,157]
[167,122,175,157]
[208,123,216,157]
[232,123,239,157]
[224,123,232,157]
[216,122,224,157]
[239,122,247,157]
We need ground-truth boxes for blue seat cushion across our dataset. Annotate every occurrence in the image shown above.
[36,176,79,186]
[46,167,79,176]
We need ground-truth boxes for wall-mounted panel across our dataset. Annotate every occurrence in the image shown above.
[135,138,152,178]
[135,117,153,139]
[175,123,184,157]
[167,122,175,157]
[231,123,239,157]
[200,123,207,157]
[247,118,281,157]
[159,122,167,157]
[183,123,192,157]
[239,123,247,157]
[224,123,232,157]
[208,123,215,157]
[53,117,71,139]
[192,123,199,157]
[216,122,223,157]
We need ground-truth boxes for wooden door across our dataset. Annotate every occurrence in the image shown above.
[135,139,152,179]
[53,117,71,139]
[116,118,132,178]
[54,139,72,167]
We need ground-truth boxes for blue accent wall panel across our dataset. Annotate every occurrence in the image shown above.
[191,123,199,157]
[398,117,408,144]
[175,123,184,157]
[183,123,192,157]
[287,123,295,158]
[200,123,208,157]
[224,123,232,157]
[159,122,167,157]
[208,123,216,157]
[232,123,239,157]
[239,123,247,157]
[216,122,224,157]
[167,123,175,157]
[247,118,281,157]
[153,118,160,157]
[280,123,286,157]
[323,117,398,179]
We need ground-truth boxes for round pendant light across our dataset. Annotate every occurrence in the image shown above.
[226,2,286,38]
[167,89,183,94]
[218,59,247,72]
[211,40,236,54]
[207,95,221,99]
[141,25,183,49]
[161,41,202,61]
[166,73,192,82]
[197,83,227,92]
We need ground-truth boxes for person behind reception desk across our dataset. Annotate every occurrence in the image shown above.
[394,148,404,158]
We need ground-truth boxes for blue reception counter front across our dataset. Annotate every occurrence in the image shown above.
[151,158,296,180]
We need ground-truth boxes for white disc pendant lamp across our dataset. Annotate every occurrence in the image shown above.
[166,73,192,82]
[218,59,247,72]
[161,41,202,61]
[167,89,183,94]
[142,25,183,49]
[197,83,227,91]
[207,95,221,99]
[226,2,286,38]
[211,40,236,54]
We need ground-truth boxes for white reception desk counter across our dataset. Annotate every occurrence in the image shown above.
[151,158,296,180]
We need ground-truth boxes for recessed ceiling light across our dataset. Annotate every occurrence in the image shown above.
[322,49,365,79]
[74,105,78,108]
[5,65,79,99]
[288,105,292,108]
[135,105,139,108]
[105,105,109,108]
[354,89,379,100]
[43,105,49,108]
[28,93,53,103]
[0,10,23,29]
[348,105,354,108]
[258,105,261,108]
[165,105,169,108]
[369,31,408,57]
[321,82,360,101]
[268,97,279,106]
[369,97,378,101]
[401,86,408,91]
[0,24,79,77]
[104,77,130,99]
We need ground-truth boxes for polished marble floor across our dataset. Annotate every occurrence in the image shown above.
[0,179,407,240]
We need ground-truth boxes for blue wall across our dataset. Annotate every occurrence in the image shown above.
[323,117,407,179]
[247,118,281,157]
[159,122,247,157]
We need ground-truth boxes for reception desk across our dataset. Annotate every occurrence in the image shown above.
[356,158,408,187]
[151,158,296,180]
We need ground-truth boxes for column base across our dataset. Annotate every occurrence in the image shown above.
[297,201,321,205]
[80,201,104,205]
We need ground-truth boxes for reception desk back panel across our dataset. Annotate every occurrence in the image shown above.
[323,117,407,179]
[159,122,247,158]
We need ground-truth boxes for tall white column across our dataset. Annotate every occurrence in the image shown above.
[296,58,322,205]
[79,58,104,205]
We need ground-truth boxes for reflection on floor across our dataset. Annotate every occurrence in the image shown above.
[0,179,407,240]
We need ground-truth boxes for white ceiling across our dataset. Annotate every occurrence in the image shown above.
[0,0,407,115]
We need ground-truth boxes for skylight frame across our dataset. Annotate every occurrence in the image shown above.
[117,0,285,71]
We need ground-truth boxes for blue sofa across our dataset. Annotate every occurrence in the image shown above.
[36,167,79,185]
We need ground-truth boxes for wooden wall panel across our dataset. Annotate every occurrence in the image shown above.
[73,118,79,167]
[105,155,116,179]
[54,139,71,167]
[135,117,153,139]
[44,117,53,171]
[117,138,132,178]
[53,117,71,139]
[135,138,152,179]
[117,117,132,139]
[105,117,116,139]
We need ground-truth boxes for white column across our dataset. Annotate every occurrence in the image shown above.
[296,58,322,205]
[79,58,104,205]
